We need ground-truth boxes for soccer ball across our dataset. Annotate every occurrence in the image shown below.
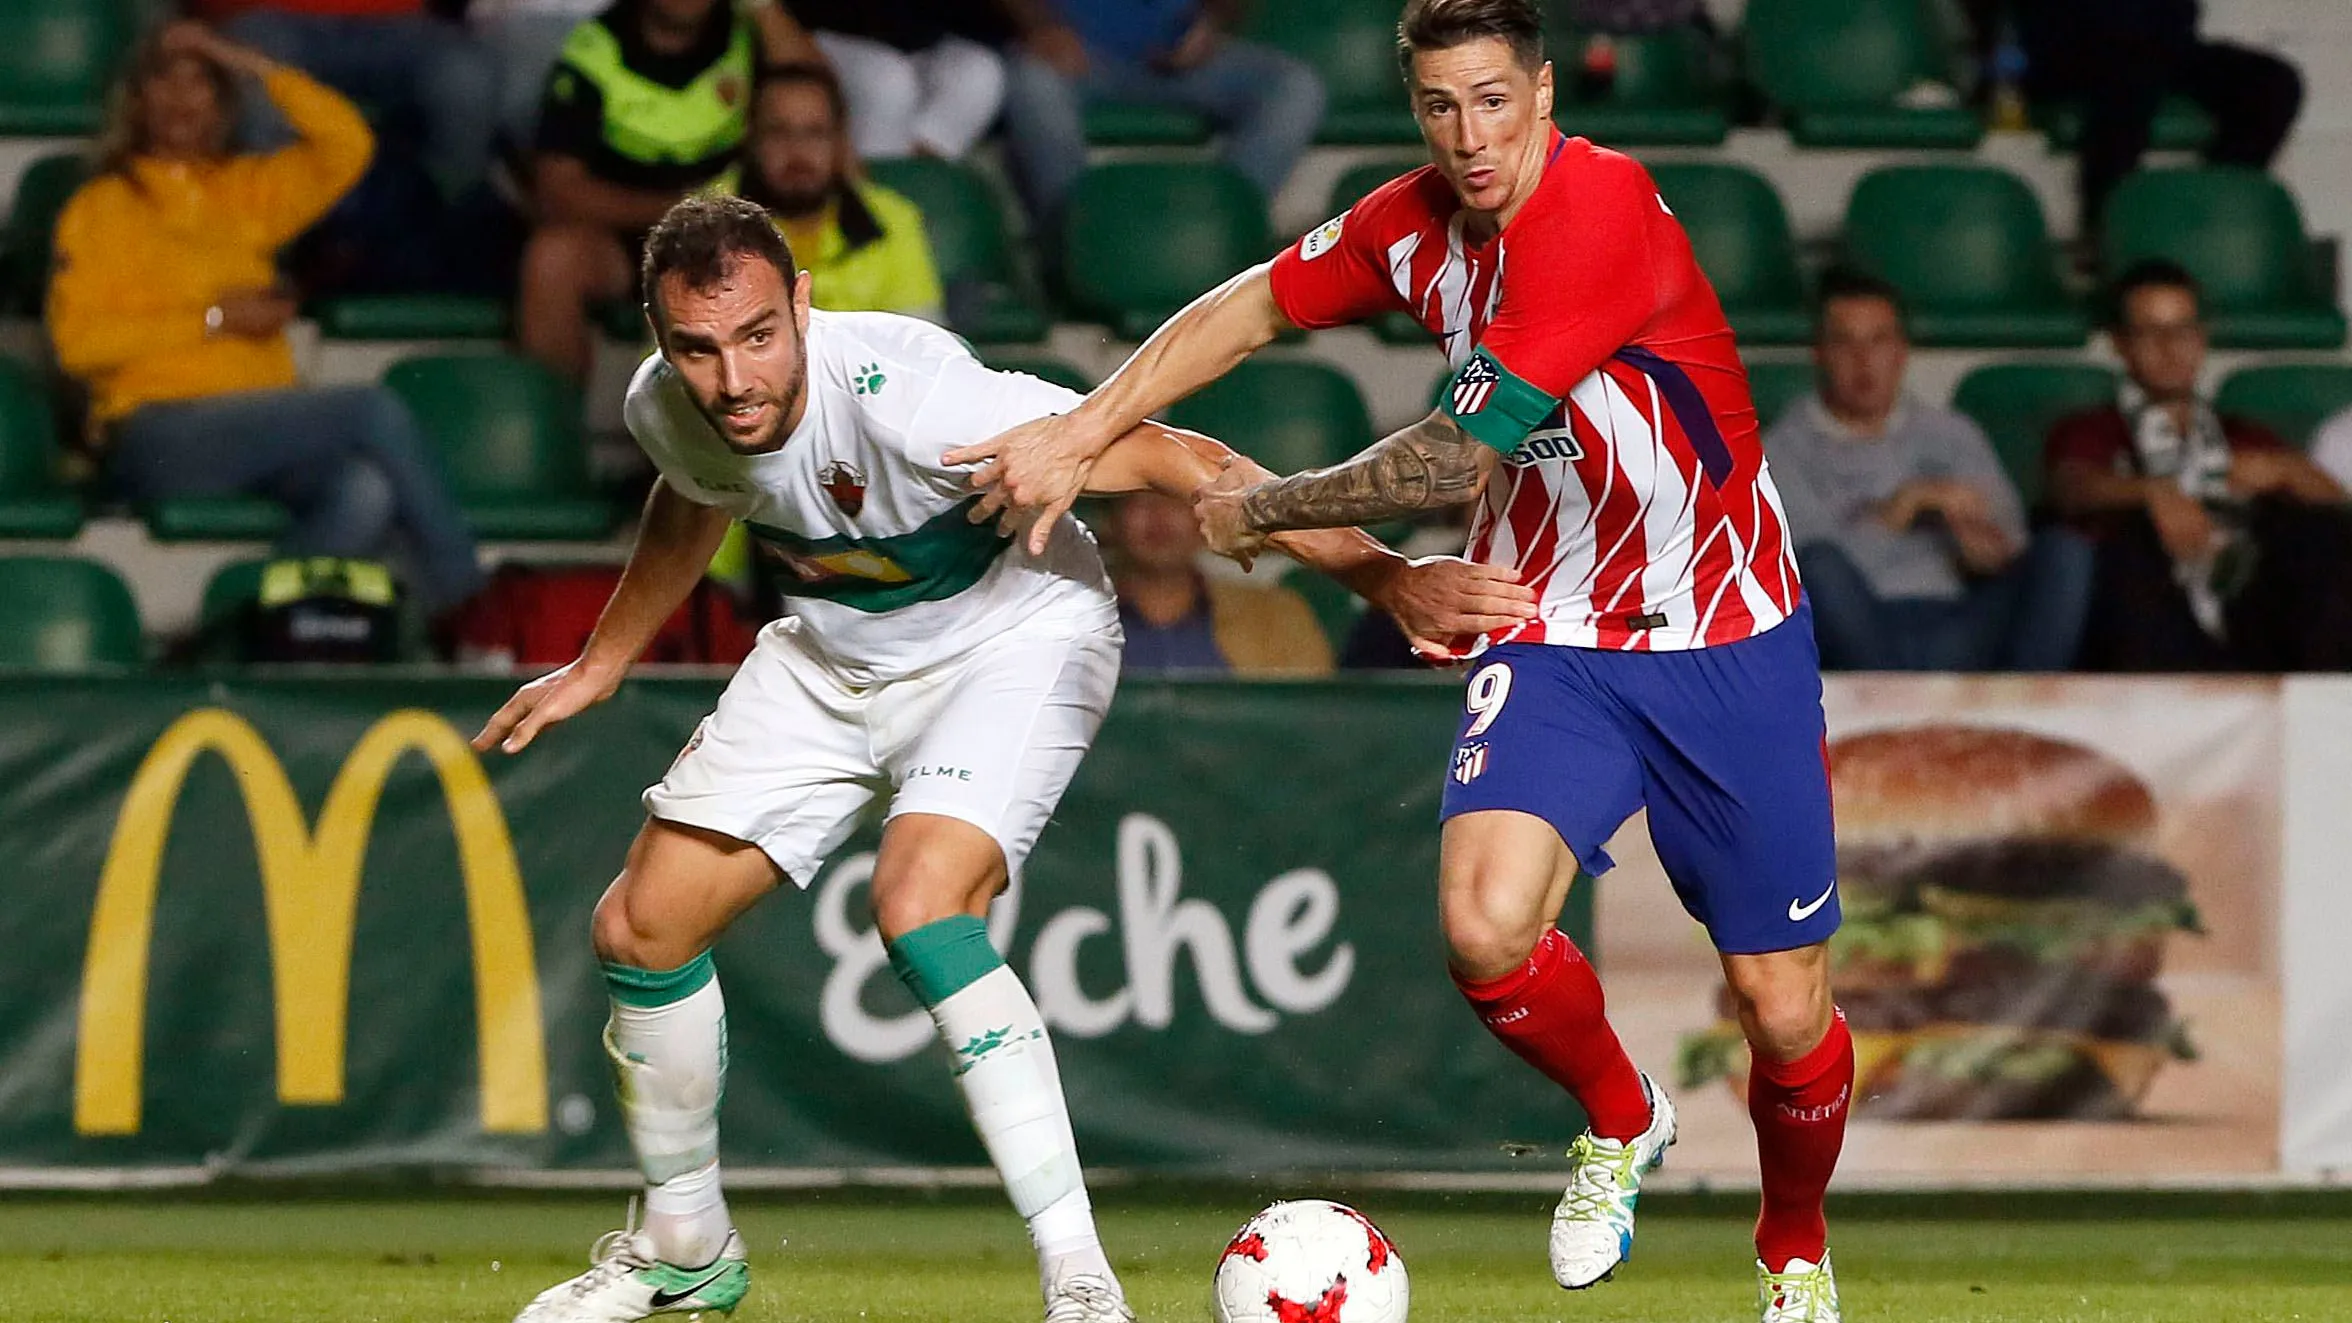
[1212,1199,1409,1323]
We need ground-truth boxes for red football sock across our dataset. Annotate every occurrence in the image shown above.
[1452,928,1651,1141]
[1749,1009,1854,1272]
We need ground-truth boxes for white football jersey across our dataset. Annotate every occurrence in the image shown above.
[625,310,1116,683]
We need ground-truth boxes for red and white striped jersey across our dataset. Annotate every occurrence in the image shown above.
[1267,134,1800,655]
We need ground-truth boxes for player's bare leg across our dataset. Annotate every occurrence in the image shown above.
[1438,810,1674,1289]
[872,812,1131,1323]
[516,819,784,1322]
[1722,944,1848,1323]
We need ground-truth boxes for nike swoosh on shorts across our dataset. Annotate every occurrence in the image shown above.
[1787,883,1836,923]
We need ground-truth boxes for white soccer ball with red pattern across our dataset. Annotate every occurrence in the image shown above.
[1212,1199,1409,1323]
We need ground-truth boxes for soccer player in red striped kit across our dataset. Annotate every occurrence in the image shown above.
[949,1,1850,1318]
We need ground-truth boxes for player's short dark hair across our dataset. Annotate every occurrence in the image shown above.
[1814,265,1909,334]
[641,195,796,320]
[2104,258,2203,328]
[753,60,846,126]
[1396,0,1545,75]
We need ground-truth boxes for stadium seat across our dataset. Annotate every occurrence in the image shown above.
[2039,95,2214,154]
[2101,168,2348,350]
[1082,104,1211,146]
[866,158,1050,344]
[1277,563,1366,648]
[1742,358,1816,431]
[1555,26,1731,146]
[2214,364,2352,449]
[0,359,83,539]
[0,555,141,669]
[1743,0,1983,149]
[1647,163,1809,345]
[1167,359,1372,475]
[1,153,86,316]
[1062,162,1273,340]
[144,495,291,542]
[383,354,616,540]
[0,0,133,137]
[1951,361,2119,509]
[1249,0,1416,143]
[1841,165,2085,348]
[311,295,511,341]
[1326,159,1433,346]
[982,353,1091,395]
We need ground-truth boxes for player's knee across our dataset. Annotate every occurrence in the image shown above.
[1726,956,1834,1062]
[869,866,992,944]
[1439,886,1542,983]
[591,879,691,971]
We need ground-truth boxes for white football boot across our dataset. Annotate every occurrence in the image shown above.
[1549,1070,1678,1289]
[513,1210,749,1323]
[1042,1261,1135,1323]
[1758,1252,1840,1322]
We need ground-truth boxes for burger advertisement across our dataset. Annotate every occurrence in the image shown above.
[1605,679,2282,1181]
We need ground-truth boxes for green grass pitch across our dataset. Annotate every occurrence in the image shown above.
[2,1193,2346,1322]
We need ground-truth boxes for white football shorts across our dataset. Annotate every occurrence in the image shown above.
[643,613,1123,884]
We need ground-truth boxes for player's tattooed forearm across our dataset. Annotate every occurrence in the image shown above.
[1240,414,1488,533]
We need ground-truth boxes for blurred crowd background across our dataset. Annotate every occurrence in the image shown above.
[1,0,2349,679]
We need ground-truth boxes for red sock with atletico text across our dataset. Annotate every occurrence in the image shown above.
[1451,927,1652,1142]
[1749,1008,1854,1272]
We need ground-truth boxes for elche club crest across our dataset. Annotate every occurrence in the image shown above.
[1450,356,1500,416]
[819,461,867,517]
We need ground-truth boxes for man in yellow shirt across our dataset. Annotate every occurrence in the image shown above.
[48,20,484,615]
[718,64,944,320]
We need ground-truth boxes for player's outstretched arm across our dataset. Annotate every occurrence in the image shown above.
[1193,409,1499,563]
[947,263,1293,555]
[1087,422,1534,649]
[473,478,734,755]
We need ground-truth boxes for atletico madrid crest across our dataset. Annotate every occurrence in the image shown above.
[1452,742,1489,785]
[1450,356,1499,415]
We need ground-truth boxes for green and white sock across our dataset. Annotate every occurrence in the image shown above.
[603,953,734,1269]
[889,916,1108,1280]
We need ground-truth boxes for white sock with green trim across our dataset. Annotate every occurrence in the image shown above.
[604,953,734,1269]
[889,915,1110,1286]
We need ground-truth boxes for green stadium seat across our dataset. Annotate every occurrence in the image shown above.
[1743,0,1983,148]
[0,360,83,539]
[2101,168,2347,350]
[1647,163,1809,345]
[2039,95,2214,154]
[197,557,267,632]
[1167,359,1371,475]
[1063,162,1272,340]
[0,1,133,137]
[383,354,616,540]
[1,153,86,316]
[982,353,1091,394]
[311,295,511,341]
[1555,27,1730,146]
[2213,364,2352,449]
[0,555,141,669]
[1250,0,1416,144]
[1278,564,1365,647]
[1082,104,1210,146]
[1841,165,2085,348]
[145,495,291,542]
[867,158,1050,344]
[1951,361,2119,509]
[1742,358,1816,431]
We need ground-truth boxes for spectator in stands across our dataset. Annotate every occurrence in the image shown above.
[792,0,1005,160]
[1769,270,2092,671]
[2016,0,2301,234]
[996,0,1326,232]
[206,0,498,203]
[518,0,819,381]
[718,65,944,317]
[48,22,484,615]
[2048,260,2352,671]
[2311,404,2352,495]
[469,0,609,159]
[1111,490,1332,675]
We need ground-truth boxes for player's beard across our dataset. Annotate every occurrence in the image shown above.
[700,349,806,456]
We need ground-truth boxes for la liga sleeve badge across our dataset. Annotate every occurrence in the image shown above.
[1299,215,1345,261]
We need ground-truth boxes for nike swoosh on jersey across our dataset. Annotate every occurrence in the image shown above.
[647,1265,732,1308]
[1787,882,1836,923]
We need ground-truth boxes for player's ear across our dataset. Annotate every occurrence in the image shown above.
[1533,59,1555,120]
[792,268,814,336]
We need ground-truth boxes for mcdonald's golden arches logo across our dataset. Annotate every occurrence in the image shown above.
[75,708,548,1135]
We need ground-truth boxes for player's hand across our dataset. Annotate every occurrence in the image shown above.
[472,659,625,755]
[949,413,1112,557]
[1024,22,1089,77]
[2145,482,2219,561]
[1193,456,1270,568]
[1371,556,1538,654]
[214,288,298,339]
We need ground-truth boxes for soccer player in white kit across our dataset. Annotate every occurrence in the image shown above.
[473,196,1535,1323]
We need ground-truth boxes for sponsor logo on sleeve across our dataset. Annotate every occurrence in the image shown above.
[1299,215,1346,261]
